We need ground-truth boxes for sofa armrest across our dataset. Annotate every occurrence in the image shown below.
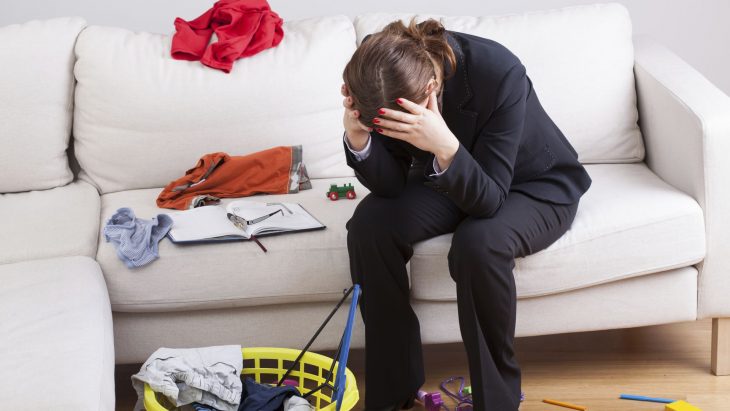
[633,35,730,319]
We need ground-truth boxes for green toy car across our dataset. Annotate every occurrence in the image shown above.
[326,183,356,201]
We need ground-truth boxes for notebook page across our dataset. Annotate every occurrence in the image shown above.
[166,205,248,242]
[226,200,323,235]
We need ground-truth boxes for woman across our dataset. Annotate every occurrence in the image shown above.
[340,17,592,411]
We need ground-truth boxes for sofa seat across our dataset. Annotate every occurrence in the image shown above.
[0,256,115,410]
[410,162,706,301]
[97,177,384,312]
[0,181,100,265]
[99,163,705,312]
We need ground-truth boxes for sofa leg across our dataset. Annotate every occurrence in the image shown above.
[712,318,730,375]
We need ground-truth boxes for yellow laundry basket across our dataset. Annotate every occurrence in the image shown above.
[143,346,359,411]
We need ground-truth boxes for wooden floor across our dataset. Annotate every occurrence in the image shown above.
[116,319,730,410]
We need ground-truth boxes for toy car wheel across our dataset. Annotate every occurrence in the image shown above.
[346,190,356,199]
[329,192,339,201]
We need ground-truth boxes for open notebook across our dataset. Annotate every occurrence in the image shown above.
[165,200,325,243]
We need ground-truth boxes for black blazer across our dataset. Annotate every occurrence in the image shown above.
[343,30,592,218]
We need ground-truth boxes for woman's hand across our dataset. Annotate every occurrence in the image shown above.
[373,90,460,170]
[341,83,372,150]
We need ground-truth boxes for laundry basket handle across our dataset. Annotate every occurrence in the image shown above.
[276,284,360,390]
[332,284,361,411]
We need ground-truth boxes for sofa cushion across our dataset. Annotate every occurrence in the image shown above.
[73,15,357,194]
[410,163,706,301]
[0,17,87,193]
[99,163,705,311]
[354,3,643,163]
[0,256,115,410]
[97,177,394,312]
[0,181,100,265]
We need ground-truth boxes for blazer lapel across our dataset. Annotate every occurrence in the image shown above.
[442,31,479,151]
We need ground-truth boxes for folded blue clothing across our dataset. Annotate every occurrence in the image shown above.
[104,207,173,268]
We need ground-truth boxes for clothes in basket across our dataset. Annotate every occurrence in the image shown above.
[131,345,243,411]
[238,376,309,411]
[282,395,315,411]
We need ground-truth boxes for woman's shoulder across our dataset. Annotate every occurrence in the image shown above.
[446,30,523,79]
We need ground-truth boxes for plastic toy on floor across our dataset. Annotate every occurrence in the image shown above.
[665,400,702,411]
[440,376,472,410]
[417,390,444,411]
[619,394,702,411]
[417,379,524,410]
[542,398,588,410]
[619,393,676,404]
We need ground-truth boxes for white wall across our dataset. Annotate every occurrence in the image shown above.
[2,0,729,95]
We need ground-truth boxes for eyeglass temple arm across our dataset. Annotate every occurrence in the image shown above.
[249,208,284,225]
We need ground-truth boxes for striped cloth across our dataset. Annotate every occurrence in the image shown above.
[103,207,173,268]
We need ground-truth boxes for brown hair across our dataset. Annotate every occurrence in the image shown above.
[342,17,457,129]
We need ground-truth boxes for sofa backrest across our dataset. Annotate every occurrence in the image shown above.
[73,15,357,194]
[72,3,643,194]
[355,2,645,164]
[0,17,87,193]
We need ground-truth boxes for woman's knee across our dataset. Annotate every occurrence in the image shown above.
[447,221,516,283]
[346,194,409,240]
[347,205,383,236]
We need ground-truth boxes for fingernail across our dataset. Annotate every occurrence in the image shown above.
[368,127,373,131]
[396,98,403,104]
[378,108,386,114]
[373,118,380,124]
[376,128,383,133]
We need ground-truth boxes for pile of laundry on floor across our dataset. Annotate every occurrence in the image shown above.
[131,345,315,411]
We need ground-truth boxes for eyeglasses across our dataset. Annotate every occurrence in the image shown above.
[227,209,284,230]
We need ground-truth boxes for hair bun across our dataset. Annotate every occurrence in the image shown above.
[415,19,446,38]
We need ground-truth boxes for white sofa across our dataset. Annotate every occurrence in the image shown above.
[0,17,115,410]
[2,2,729,409]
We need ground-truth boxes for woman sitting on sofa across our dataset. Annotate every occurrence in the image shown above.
[340,17,592,411]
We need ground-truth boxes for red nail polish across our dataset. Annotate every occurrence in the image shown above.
[396,98,403,104]
[376,128,383,133]
[378,108,386,114]
[373,118,380,124]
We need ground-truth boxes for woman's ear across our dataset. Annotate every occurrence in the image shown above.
[425,77,438,96]
[423,78,433,96]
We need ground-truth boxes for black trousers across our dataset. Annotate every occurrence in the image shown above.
[345,170,579,411]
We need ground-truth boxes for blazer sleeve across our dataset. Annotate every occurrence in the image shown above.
[424,63,528,218]
[343,130,412,198]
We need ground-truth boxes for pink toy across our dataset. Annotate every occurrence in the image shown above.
[418,390,445,411]
[282,379,299,387]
